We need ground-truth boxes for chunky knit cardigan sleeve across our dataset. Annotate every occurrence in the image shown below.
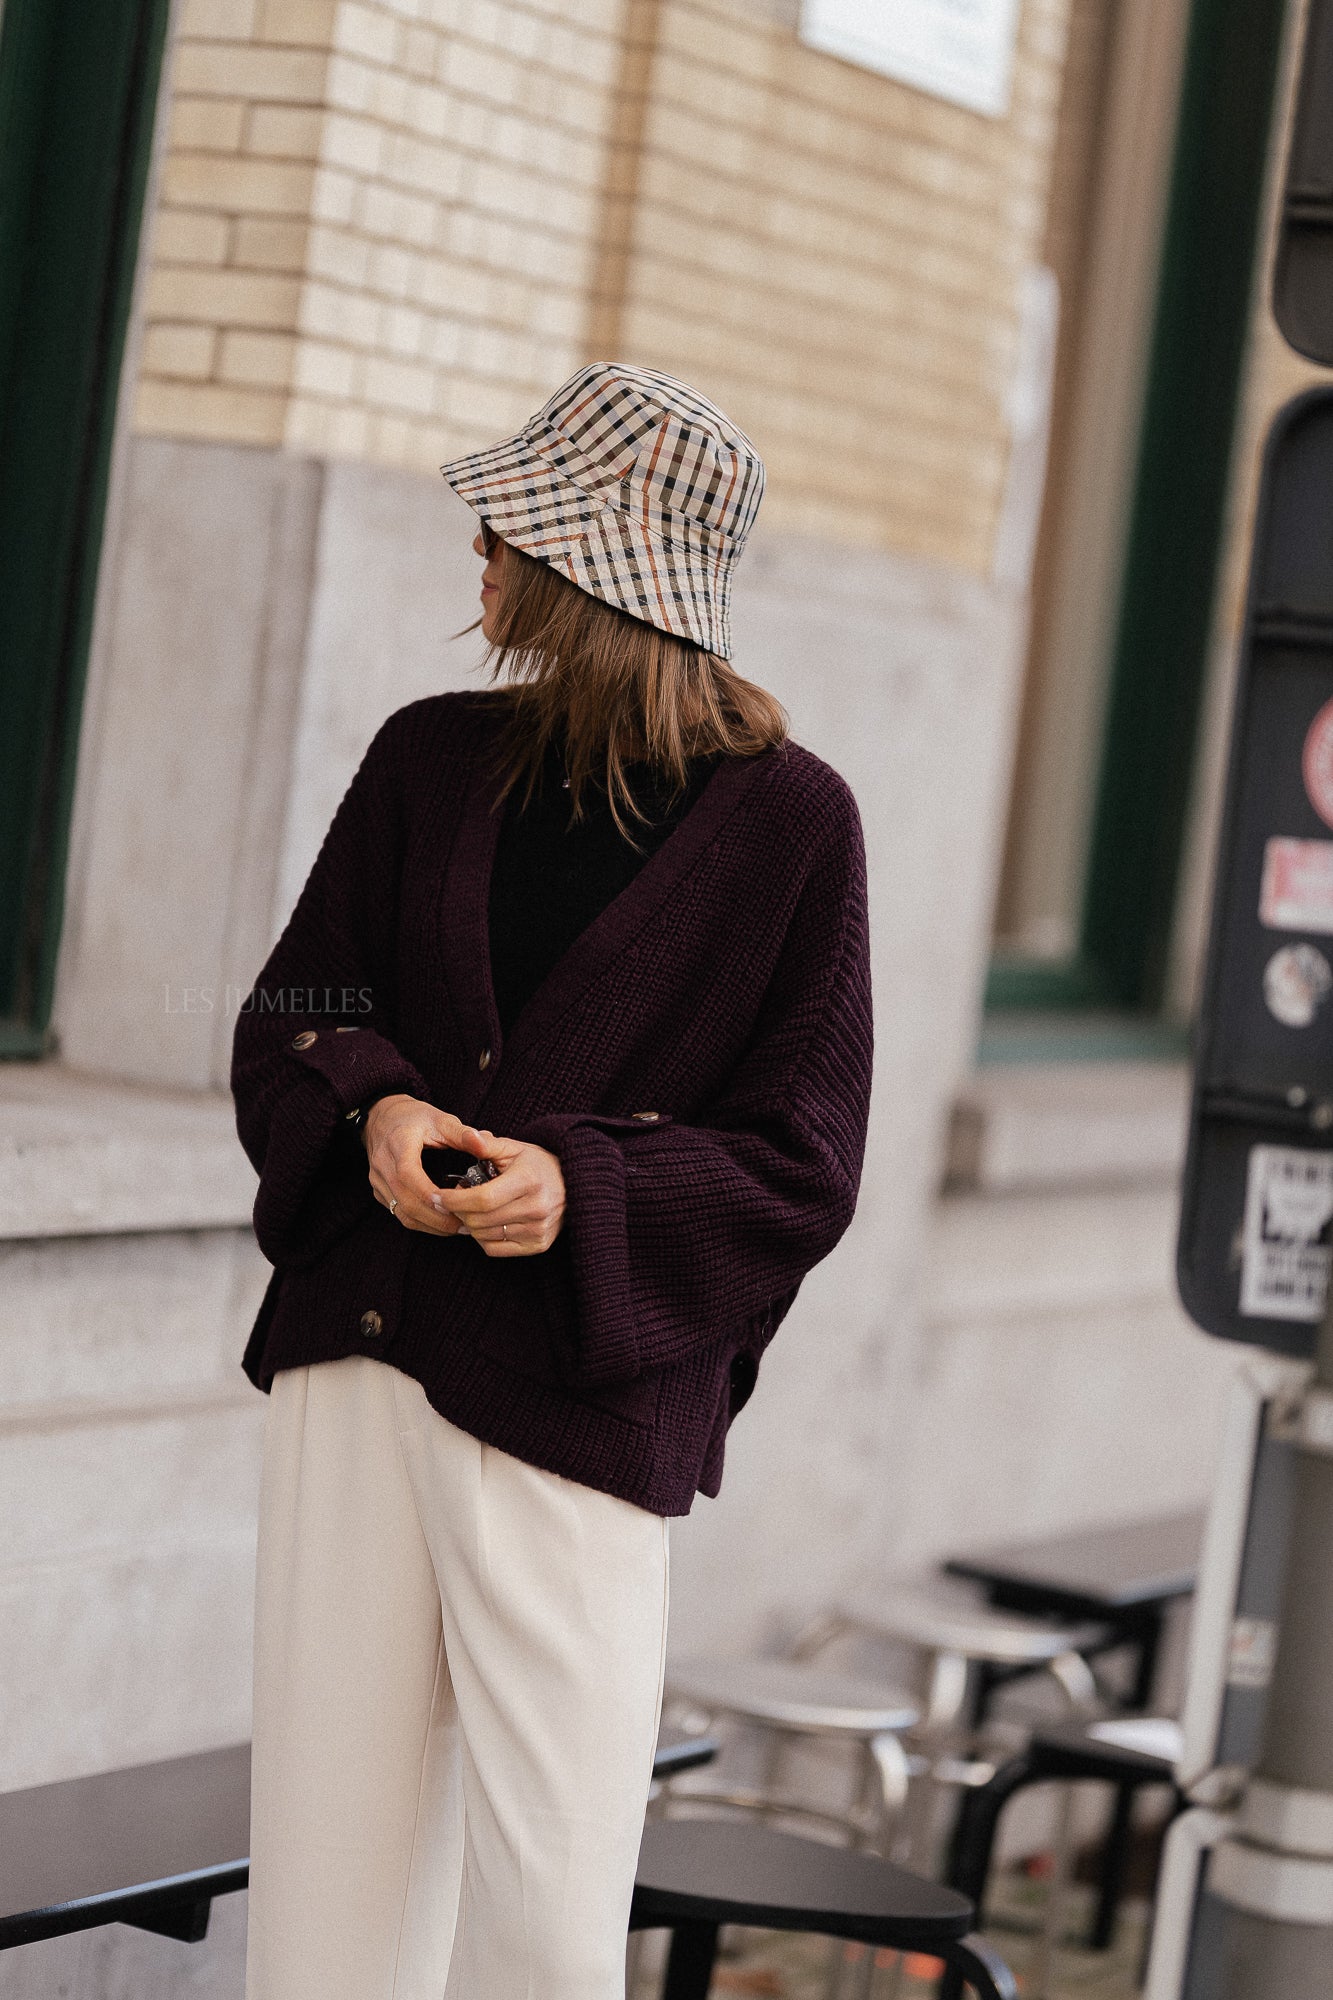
[518,792,873,1386]
[231,712,432,1268]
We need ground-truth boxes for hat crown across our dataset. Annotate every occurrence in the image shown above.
[531,363,765,551]
[439,361,764,656]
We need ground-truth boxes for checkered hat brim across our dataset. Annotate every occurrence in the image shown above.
[440,363,765,658]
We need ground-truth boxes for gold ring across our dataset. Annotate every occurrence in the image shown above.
[502,1222,507,1240]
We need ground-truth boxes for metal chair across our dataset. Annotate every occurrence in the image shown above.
[938,1714,1183,2000]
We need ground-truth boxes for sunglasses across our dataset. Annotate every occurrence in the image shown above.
[480,520,500,556]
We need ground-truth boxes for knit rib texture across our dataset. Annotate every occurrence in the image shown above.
[230,691,873,1516]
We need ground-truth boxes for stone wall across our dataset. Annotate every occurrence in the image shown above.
[139,0,626,461]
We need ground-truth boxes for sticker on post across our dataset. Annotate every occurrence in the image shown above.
[1227,1617,1277,1690]
[1259,837,1333,933]
[1263,943,1333,1027]
[1240,1144,1333,1321]
[1304,698,1333,830]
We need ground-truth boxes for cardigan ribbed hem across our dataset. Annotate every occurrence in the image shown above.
[241,1265,734,1516]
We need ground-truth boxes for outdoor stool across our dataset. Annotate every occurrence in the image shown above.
[791,1576,1106,1879]
[631,1815,1017,1999]
[811,1575,1107,1736]
[942,1714,1182,1977]
[664,1655,920,1850]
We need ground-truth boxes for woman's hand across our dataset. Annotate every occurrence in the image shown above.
[363,1098,565,1253]
[431,1129,567,1257]
[363,1094,480,1236]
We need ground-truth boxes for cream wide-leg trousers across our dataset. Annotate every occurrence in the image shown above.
[245,1354,670,2000]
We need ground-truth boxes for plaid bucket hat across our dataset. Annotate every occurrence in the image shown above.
[439,362,764,659]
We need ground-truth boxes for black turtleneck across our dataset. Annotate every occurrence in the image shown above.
[487,738,719,1038]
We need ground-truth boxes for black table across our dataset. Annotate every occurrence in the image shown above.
[632,1818,1016,2000]
[944,1508,1205,1709]
[0,1729,720,1951]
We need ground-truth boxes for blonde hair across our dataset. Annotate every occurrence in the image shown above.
[479,539,788,843]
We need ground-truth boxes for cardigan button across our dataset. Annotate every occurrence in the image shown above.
[478,1047,491,1070]
[291,1030,317,1050]
[359,1309,383,1339]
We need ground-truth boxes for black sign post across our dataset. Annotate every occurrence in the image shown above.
[1179,390,1333,1359]
[1163,5,1333,1975]
[1165,390,1333,1996]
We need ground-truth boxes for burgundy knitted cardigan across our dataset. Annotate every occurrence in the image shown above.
[230,691,873,1516]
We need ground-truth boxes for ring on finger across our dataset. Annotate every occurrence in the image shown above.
[389,1198,398,1218]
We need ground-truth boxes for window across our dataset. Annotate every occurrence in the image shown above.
[987,0,1290,1054]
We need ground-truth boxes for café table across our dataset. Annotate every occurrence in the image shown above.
[0,1728,720,1952]
[943,1507,1205,1710]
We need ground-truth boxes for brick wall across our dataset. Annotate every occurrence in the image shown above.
[603,0,1070,565]
[134,0,1074,571]
[137,0,626,463]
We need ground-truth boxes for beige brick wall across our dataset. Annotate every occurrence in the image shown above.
[134,0,1073,570]
[605,0,1071,565]
[136,0,629,463]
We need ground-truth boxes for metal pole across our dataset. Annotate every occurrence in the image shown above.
[1208,1296,1333,1995]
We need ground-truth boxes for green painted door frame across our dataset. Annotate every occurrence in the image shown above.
[0,0,170,1056]
[986,0,1291,1027]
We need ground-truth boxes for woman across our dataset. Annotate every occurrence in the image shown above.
[231,361,874,2000]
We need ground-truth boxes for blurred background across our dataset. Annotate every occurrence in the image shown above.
[0,0,1322,1991]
